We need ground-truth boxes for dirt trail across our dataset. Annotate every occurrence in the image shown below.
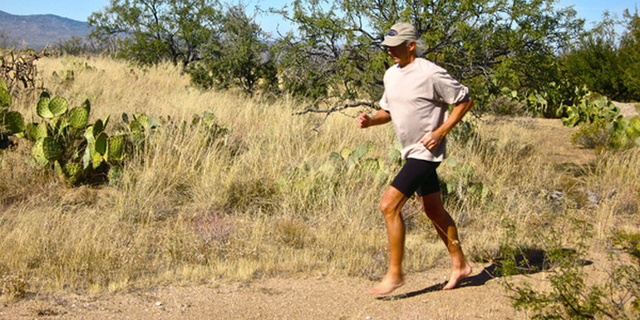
[1,268,526,320]
[1,117,597,320]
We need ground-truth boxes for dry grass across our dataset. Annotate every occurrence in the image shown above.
[0,56,638,297]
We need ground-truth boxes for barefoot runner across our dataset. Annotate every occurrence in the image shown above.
[357,22,474,295]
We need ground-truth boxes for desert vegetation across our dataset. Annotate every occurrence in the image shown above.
[1,0,639,318]
[0,54,636,318]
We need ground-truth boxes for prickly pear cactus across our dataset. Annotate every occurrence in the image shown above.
[20,91,132,185]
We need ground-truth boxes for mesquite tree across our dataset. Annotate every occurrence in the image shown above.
[273,0,584,106]
[88,0,222,67]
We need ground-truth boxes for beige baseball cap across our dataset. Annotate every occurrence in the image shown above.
[381,23,416,47]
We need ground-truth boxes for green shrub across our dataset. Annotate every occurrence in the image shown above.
[572,117,640,150]
[571,119,613,150]
[505,231,639,319]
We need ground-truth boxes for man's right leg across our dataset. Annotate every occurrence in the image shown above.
[367,185,410,295]
[420,192,472,290]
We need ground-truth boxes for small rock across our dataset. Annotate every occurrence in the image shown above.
[548,191,566,201]
[155,302,163,306]
[587,190,601,207]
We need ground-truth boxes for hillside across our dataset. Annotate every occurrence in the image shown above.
[0,10,89,49]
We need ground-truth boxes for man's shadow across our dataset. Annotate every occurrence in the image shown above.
[376,248,592,301]
[375,264,496,301]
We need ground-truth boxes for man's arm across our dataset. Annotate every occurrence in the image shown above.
[420,98,474,150]
[356,109,391,128]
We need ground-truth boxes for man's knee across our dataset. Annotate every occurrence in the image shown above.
[379,186,408,216]
[379,199,398,215]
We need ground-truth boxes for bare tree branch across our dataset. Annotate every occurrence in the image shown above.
[293,101,377,134]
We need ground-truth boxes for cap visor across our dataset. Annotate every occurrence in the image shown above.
[381,38,405,47]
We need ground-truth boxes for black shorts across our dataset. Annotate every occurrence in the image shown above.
[390,158,441,198]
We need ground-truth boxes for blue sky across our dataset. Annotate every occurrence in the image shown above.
[0,0,637,34]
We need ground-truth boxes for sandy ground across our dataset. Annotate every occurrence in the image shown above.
[613,101,639,118]
[1,264,532,320]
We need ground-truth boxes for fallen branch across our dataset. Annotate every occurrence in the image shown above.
[293,101,377,133]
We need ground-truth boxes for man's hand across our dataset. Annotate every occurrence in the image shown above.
[420,98,473,150]
[420,131,444,150]
[356,113,372,128]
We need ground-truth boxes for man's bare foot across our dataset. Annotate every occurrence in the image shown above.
[367,275,404,295]
[443,262,472,290]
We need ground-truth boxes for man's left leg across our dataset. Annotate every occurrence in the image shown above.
[420,192,472,290]
[368,185,410,295]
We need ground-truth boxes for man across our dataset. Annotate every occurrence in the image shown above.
[356,22,474,295]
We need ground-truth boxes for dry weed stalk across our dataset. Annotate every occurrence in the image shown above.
[0,50,44,92]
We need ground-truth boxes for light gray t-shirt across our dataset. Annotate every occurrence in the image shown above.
[380,58,469,162]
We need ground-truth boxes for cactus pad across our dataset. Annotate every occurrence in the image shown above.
[630,117,640,133]
[108,166,123,183]
[92,152,104,169]
[340,147,351,159]
[3,111,25,134]
[107,136,125,161]
[329,152,342,163]
[48,97,68,117]
[82,143,93,169]
[350,144,370,160]
[42,137,64,161]
[93,119,105,134]
[31,139,49,166]
[95,132,108,155]
[82,99,91,114]
[129,120,144,133]
[25,123,41,141]
[37,97,54,119]
[64,163,83,184]
[68,107,89,129]
[0,88,10,109]
[53,160,64,179]
[362,158,383,171]
[84,126,96,143]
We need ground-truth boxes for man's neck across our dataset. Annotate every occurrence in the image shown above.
[398,56,416,68]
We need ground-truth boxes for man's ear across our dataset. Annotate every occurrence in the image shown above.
[409,41,417,52]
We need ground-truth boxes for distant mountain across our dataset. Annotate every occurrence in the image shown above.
[0,10,90,49]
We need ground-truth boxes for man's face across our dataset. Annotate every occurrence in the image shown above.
[387,41,415,67]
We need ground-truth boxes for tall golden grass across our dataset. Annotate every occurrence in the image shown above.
[0,56,638,296]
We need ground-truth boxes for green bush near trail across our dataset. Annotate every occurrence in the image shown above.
[572,116,640,150]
